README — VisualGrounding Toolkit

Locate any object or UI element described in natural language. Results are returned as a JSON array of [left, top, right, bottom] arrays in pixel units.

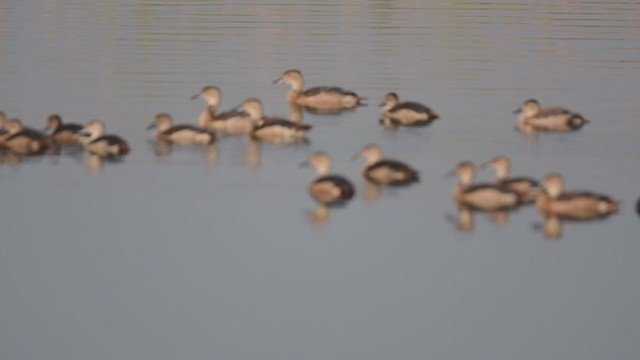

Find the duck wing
[[162, 124, 209, 136], [303, 86, 357, 97]]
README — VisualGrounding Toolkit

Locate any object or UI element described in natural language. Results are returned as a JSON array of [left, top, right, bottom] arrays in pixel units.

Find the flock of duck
[[1, 69, 635, 233]]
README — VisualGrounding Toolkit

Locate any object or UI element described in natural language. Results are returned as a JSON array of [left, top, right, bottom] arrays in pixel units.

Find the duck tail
[[118, 142, 130, 155], [196, 130, 216, 144], [407, 169, 420, 183], [568, 114, 588, 129], [295, 124, 312, 132], [600, 198, 619, 214]]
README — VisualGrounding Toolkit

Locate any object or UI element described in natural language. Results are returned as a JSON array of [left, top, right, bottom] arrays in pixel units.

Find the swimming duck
[[479, 155, 540, 203], [239, 98, 312, 143], [45, 114, 83, 144], [379, 92, 439, 127], [78, 120, 130, 157], [0, 118, 49, 155], [448, 161, 520, 211], [273, 69, 365, 111], [515, 99, 588, 132], [301, 151, 355, 205], [354, 144, 419, 186], [147, 113, 215, 144], [536, 173, 618, 220], [192, 86, 253, 134]]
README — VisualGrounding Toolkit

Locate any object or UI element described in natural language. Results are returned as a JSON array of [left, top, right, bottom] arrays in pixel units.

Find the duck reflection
[[307, 204, 331, 228], [243, 140, 261, 168], [447, 204, 513, 233], [83, 154, 127, 175], [151, 139, 219, 164], [0, 150, 26, 165]]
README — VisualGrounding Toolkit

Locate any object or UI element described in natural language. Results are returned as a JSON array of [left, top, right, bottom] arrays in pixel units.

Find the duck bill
[[190, 93, 201, 100], [513, 108, 522, 114], [146, 123, 156, 130], [477, 160, 492, 170], [272, 77, 284, 84]]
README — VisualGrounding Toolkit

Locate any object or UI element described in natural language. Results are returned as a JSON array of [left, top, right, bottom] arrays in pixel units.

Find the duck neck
[[315, 163, 330, 177], [287, 89, 301, 103], [495, 165, 509, 181]]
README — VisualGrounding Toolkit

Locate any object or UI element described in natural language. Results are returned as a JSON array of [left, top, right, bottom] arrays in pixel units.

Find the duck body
[[454, 183, 520, 211], [309, 175, 355, 205], [240, 98, 312, 143], [293, 87, 363, 110], [159, 124, 215, 144], [537, 191, 618, 220], [380, 93, 439, 127], [356, 144, 419, 186], [363, 159, 419, 186], [85, 135, 130, 157], [251, 118, 312, 142], [204, 109, 253, 134]]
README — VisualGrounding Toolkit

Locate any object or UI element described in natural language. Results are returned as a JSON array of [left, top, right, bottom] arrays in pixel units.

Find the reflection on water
[[447, 204, 515, 233]]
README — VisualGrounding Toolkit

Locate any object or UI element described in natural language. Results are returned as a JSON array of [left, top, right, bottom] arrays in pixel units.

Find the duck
[[273, 69, 365, 111], [301, 151, 355, 205], [515, 99, 588, 132], [479, 155, 540, 203], [448, 161, 520, 211], [78, 120, 130, 157], [45, 114, 84, 144], [379, 92, 439, 127], [239, 98, 312, 143], [354, 144, 419, 186], [0, 118, 49, 155], [147, 113, 215, 144], [192, 86, 253, 134], [536, 173, 618, 220]]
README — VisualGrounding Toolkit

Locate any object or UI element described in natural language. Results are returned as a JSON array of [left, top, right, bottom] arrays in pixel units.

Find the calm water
[[1, 1, 640, 359]]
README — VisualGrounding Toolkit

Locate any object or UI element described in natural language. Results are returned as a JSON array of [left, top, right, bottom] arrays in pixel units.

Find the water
[[1, 1, 639, 359]]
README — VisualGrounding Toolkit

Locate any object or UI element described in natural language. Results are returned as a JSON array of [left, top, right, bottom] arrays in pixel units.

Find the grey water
[[1, 1, 639, 359]]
